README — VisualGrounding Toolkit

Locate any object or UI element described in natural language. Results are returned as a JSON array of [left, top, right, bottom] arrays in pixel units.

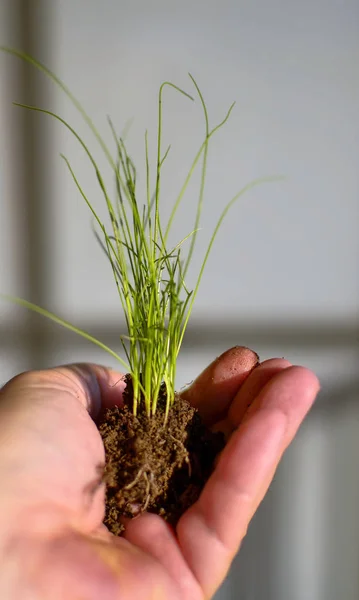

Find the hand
[[0, 347, 319, 599]]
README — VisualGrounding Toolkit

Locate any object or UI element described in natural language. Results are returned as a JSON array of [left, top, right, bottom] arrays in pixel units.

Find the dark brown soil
[[98, 375, 225, 535]]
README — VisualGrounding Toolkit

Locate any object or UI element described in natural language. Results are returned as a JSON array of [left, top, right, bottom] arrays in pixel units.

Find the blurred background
[[0, 1, 358, 598]]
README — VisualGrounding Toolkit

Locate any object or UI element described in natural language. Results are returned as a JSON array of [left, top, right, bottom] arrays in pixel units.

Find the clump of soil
[[98, 375, 225, 535]]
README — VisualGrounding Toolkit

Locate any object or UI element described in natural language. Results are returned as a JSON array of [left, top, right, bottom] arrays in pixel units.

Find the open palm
[[0, 347, 319, 599]]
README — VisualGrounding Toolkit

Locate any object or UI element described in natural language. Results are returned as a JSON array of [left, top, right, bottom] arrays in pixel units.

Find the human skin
[[0, 346, 319, 599]]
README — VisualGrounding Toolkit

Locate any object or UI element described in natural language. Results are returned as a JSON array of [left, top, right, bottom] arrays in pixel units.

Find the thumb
[[0, 365, 124, 535]]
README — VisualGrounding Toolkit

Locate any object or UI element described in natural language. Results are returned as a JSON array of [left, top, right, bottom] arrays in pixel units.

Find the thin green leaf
[[1, 294, 130, 371]]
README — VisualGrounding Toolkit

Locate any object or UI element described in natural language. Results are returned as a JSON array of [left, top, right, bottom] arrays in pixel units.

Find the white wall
[[44, 0, 358, 323]]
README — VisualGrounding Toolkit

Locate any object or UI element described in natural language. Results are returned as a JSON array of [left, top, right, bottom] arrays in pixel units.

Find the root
[[123, 464, 148, 491], [118, 432, 192, 519], [121, 463, 154, 515], [142, 472, 152, 511], [169, 434, 192, 477]]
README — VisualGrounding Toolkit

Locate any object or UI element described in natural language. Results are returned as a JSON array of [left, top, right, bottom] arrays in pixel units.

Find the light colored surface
[[323, 400, 359, 600], [272, 419, 330, 600], [40, 0, 359, 322], [0, 1, 24, 320], [0, 350, 28, 386]]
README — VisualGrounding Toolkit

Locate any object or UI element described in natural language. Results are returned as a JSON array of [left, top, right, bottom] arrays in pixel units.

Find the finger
[[240, 367, 320, 521], [123, 513, 201, 599], [46, 364, 126, 417], [11, 527, 180, 600], [227, 358, 292, 429], [0, 364, 125, 420], [181, 346, 259, 425], [212, 358, 292, 438], [177, 366, 319, 598], [0, 365, 125, 528]]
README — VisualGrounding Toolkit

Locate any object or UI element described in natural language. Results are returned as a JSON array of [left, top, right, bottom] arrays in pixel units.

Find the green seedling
[[1, 47, 280, 421]]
